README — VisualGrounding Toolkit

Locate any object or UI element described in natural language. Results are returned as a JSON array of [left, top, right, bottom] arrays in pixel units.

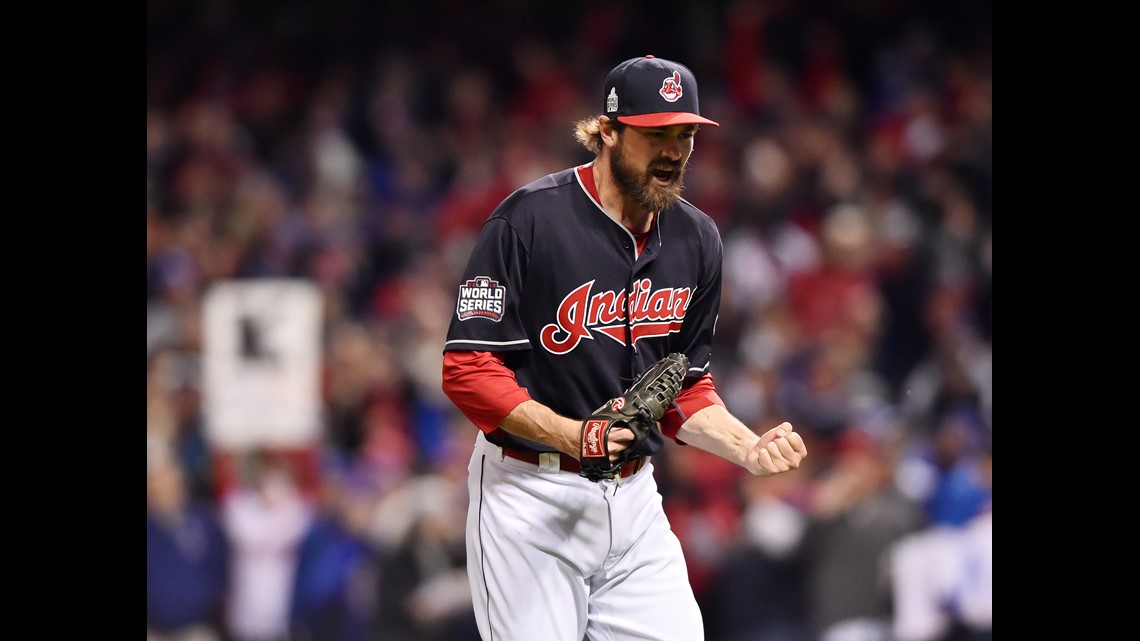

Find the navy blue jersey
[[444, 163, 724, 455]]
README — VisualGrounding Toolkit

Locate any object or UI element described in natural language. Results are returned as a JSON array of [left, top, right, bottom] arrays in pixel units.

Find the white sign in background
[[203, 279, 323, 449]]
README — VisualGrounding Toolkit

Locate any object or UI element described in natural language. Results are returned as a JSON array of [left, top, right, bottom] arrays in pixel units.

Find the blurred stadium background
[[147, 1, 991, 640]]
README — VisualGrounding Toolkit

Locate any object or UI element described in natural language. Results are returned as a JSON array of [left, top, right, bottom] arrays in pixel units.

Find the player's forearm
[[500, 400, 583, 459], [675, 404, 762, 468]]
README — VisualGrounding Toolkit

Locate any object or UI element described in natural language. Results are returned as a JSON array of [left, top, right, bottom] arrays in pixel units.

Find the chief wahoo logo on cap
[[659, 71, 683, 103]]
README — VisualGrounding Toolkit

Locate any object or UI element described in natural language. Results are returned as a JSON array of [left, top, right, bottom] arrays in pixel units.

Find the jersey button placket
[[626, 273, 636, 360]]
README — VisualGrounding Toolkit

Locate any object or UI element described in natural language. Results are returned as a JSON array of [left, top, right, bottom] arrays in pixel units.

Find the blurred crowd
[[147, 1, 991, 641]]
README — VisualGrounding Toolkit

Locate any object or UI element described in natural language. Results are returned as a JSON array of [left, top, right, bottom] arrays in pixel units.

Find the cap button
[[645, 55, 654, 59]]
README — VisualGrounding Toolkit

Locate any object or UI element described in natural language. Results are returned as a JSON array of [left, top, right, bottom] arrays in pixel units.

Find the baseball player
[[441, 55, 808, 641]]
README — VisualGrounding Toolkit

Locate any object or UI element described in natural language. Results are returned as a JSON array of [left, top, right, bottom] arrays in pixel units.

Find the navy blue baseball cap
[[602, 55, 719, 127]]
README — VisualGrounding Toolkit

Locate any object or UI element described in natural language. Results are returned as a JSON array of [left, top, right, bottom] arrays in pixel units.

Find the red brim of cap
[[617, 112, 720, 127]]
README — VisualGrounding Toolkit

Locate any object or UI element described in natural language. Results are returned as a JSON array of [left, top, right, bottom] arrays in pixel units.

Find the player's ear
[[599, 116, 620, 147]]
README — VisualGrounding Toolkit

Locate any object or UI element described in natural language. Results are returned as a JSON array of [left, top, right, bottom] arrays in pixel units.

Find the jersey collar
[[576, 163, 603, 207]]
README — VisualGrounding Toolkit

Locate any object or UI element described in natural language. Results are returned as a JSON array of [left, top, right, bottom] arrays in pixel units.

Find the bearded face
[[609, 133, 687, 212]]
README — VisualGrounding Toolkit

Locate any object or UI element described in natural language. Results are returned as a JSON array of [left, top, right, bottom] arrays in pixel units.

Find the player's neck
[[622, 210, 656, 235], [607, 199, 656, 234]]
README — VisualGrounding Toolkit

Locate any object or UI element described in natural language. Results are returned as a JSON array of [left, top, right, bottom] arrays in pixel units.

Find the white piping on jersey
[[574, 162, 655, 261], [444, 338, 531, 348], [575, 161, 605, 212]]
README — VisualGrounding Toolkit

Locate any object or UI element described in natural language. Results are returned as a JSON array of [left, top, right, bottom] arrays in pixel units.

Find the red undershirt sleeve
[[441, 350, 532, 434], [659, 373, 724, 444], [442, 350, 723, 444]]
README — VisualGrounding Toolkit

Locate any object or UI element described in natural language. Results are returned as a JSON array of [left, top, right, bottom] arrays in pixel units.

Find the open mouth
[[651, 166, 676, 182]]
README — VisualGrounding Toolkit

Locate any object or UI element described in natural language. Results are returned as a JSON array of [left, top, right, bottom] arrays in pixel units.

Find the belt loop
[[538, 452, 561, 474]]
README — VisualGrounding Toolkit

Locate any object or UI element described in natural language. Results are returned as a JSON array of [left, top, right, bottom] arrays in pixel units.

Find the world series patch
[[456, 276, 506, 322]]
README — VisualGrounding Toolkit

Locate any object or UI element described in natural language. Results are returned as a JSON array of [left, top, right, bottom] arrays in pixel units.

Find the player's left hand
[[746, 422, 807, 477]]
